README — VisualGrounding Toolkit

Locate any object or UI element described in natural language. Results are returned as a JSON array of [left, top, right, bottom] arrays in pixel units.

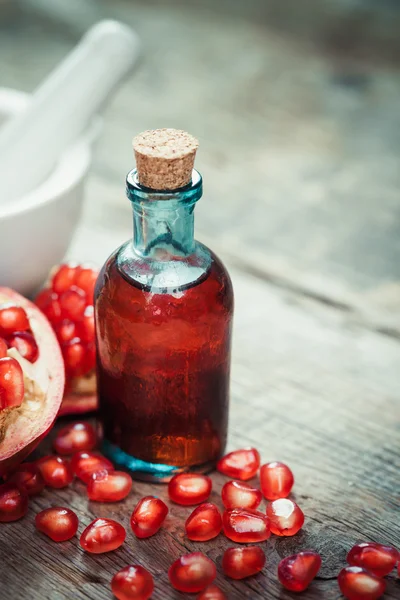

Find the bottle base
[[101, 439, 217, 483]]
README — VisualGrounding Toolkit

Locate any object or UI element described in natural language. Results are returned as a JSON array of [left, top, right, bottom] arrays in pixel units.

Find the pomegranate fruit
[[87, 470, 132, 502], [338, 566, 386, 600], [71, 451, 114, 483], [221, 480, 262, 510], [222, 508, 271, 543], [35, 507, 79, 542], [80, 518, 126, 553], [0, 289, 64, 477], [35, 263, 98, 416], [7, 462, 45, 496], [198, 585, 227, 600], [111, 565, 154, 600], [0, 482, 28, 521], [217, 447, 260, 481], [278, 551, 322, 592], [266, 498, 305, 536], [347, 542, 399, 578], [222, 546, 265, 579], [260, 461, 294, 500], [185, 503, 222, 541], [53, 421, 97, 455], [36, 455, 73, 488], [169, 552, 216, 593], [130, 496, 168, 539], [168, 473, 212, 505]]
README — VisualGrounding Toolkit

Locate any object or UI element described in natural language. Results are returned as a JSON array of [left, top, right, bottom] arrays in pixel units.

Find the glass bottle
[[94, 130, 233, 481]]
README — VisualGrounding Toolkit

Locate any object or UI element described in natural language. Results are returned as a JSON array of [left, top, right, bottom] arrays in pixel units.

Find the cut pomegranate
[[35, 263, 98, 416], [71, 451, 114, 483], [169, 552, 216, 593], [0, 305, 29, 335], [0, 337, 8, 358], [7, 462, 45, 496], [260, 461, 294, 500], [278, 551, 321, 592], [111, 565, 154, 600], [221, 480, 262, 510], [0, 288, 64, 477], [185, 502, 222, 541], [35, 507, 79, 542], [0, 357, 24, 409], [87, 470, 132, 502], [130, 496, 168, 539], [338, 566, 386, 600], [266, 498, 304, 536], [7, 332, 39, 363], [168, 473, 212, 505], [80, 518, 126, 553], [222, 508, 270, 543], [222, 546, 265, 579], [217, 447, 260, 481], [36, 455, 73, 488], [53, 422, 97, 455], [347, 542, 399, 578], [197, 585, 227, 600], [0, 482, 28, 521]]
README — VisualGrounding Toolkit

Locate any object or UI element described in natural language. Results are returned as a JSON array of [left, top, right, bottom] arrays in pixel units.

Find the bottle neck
[[126, 169, 202, 258]]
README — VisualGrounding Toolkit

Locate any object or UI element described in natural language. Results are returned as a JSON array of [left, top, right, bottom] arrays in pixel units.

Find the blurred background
[[0, 0, 399, 327]]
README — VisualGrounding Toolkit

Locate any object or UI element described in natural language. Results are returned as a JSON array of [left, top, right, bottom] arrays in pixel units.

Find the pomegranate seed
[[217, 447, 260, 481], [80, 518, 126, 553], [347, 542, 398, 578], [87, 470, 132, 502], [338, 566, 386, 600], [8, 463, 45, 496], [185, 503, 222, 541], [77, 305, 95, 342], [7, 331, 39, 363], [221, 480, 262, 510], [53, 422, 97, 455], [0, 356, 25, 410], [111, 565, 154, 600], [0, 305, 29, 335], [222, 546, 265, 579], [71, 451, 114, 483], [41, 294, 63, 324], [59, 287, 86, 321], [62, 338, 86, 377], [130, 496, 168, 539], [35, 288, 53, 310], [52, 264, 80, 294], [0, 483, 28, 521], [278, 551, 322, 592], [197, 585, 227, 600], [55, 320, 77, 343], [168, 473, 212, 505], [0, 337, 8, 358], [35, 507, 79, 542], [222, 508, 270, 543], [36, 455, 73, 488], [266, 498, 304, 536], [74, 268, 98, 300], [169, 552, 216, 593], [260, 461, 294, 500]]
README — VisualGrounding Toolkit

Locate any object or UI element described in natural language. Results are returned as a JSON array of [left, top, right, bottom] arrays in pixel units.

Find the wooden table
[[1, 1, 399, 598]]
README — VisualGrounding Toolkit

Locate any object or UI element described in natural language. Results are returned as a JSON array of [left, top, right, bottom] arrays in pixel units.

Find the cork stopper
[[133, 128, 199, 190]]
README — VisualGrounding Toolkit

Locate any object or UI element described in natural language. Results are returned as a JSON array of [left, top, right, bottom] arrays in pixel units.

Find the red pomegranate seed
[[222, 546, 265, 579], [260, 461, 294, 500], [52, 264, 80, 294], [0, 305, 29, 335], [222, 508, 270, 543], [53, 422, 97, 455], [0, 337, 8, 358], [278, 551, 322, 592], [217, 447, 260, 481], [169, 552, 216, 593], [87, 470, 132, 502], [40, 293, 63, 324], [8, 463, 45, 496], [78, 305, 95, 342], [0, 356, 25, 410], [266, 498, 304, 536], [111, 565, 154, 600], [338, 566, 386, 600], [62, 338, 86, 377], [74, 268, 98, 300], [71, 451, 114, 483], [347, 542, 399, 578], [168, 473, 212, 505], [7, 331, 39, 363], [0, 483, 28, 522], [197, 585, 227, 600], [59, 287, 86, 321], [185, 503, 222, 541], [36, 455, 73, 488], [221, 480, 262, 510], [35, 507, 79, 542], [80, 518, 126, 553], [130, 496, 168, 539], [55, 320, 77, 343]]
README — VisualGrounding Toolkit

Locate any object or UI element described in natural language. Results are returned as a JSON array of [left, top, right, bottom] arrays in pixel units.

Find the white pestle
[[0, 20, 139, 204]]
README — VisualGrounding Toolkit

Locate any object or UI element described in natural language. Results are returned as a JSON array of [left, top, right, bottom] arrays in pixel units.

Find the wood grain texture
[[0, 1, 400, 599]]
